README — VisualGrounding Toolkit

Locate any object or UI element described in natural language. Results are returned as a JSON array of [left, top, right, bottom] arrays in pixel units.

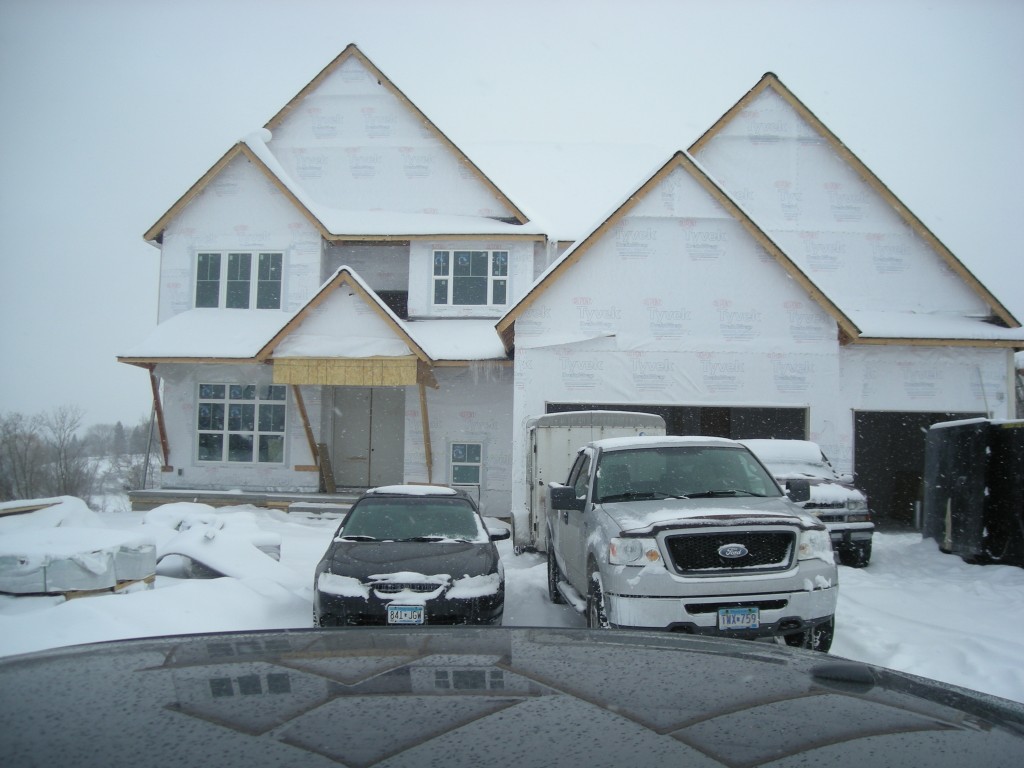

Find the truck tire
[[586, 569, 610, 628], [546, 551, 565, 604], [809, 617, 834, 652]]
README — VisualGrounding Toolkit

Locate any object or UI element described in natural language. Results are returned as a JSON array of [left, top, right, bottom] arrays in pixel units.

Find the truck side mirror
[[550, 483, 585, 512], [786, 479, 811, 503]]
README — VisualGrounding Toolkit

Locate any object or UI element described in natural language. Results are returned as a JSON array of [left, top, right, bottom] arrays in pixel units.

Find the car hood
[[2, 627, 1022, 767], [323, 540, 498, 581], [600, 495, 822, 535]]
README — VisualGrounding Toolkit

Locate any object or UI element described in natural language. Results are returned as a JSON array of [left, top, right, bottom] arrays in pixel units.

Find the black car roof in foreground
[[2, 627, 1022, 767]]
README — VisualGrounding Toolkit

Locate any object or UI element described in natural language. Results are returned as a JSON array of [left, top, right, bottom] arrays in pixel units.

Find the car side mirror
[[488, 527, 511, 542], [550, 483, 585, 512], [786, 478, 811, 503]]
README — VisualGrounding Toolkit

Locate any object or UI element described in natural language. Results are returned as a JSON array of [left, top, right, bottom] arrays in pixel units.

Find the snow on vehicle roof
[[591, 435, 739, 450], [366, 485, 459, 496], [740, 439, 825, 465]]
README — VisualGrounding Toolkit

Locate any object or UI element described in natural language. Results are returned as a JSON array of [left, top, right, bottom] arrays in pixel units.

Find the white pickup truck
[[547, 435, 838, 651]]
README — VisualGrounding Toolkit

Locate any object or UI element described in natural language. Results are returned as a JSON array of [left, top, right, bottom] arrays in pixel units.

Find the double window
[[197, 384, 286, 463], [433, 250, 508, 306], [196, 252, 283, 309], [450, 442, 482, 485]]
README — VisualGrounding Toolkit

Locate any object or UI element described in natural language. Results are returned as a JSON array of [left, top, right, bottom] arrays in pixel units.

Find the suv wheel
[[586, 569, 610, 629], [547, 550, 565, 604], [839, 541, 871, 568]]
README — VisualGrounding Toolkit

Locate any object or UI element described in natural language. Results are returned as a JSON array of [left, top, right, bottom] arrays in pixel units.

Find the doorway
[[331, 387, 405, 487]]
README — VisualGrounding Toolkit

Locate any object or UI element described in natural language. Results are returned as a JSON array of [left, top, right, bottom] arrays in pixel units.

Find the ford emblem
[[718, 543, 748, 559]]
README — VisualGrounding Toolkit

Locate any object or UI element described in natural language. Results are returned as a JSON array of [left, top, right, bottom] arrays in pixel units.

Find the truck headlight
[[846, 498, 868, 512], [609, 537, 661, 565], [798, 529, 833, 562]]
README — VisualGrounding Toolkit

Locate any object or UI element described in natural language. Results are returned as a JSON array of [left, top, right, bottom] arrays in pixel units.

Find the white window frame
[[432, 250, 508, 307], [195, 251, 284, 309], [196, 383, 287, 464], [450, 442, 483, 486]]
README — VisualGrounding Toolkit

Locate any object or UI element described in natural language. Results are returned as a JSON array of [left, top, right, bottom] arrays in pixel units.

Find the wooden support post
[[148, 368, 171, 470], [418, 377, 433, 484], [290, 385, 320, 466]]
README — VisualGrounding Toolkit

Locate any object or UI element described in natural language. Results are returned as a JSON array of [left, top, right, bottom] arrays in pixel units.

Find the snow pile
[[0, 498, 156, 594]]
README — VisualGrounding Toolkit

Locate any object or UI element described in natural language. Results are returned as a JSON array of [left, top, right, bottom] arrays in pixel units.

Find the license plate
[[718, 606, 759, 630], [387, 605, 424, 625]]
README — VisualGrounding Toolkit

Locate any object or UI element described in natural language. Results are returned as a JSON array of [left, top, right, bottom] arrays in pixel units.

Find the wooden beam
[[290, 385, 320, 468], [419, 378, 434, 484], [149, 368, 171, 470]]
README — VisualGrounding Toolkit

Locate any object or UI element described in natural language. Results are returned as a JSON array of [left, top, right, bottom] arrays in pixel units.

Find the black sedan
[[313, 485, 508, 627]]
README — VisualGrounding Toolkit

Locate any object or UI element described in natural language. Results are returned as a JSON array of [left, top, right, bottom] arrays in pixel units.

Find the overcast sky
[[1, 0, 1021, 427]]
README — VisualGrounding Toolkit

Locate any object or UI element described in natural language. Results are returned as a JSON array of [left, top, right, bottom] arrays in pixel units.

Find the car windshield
[[595, 445, 782, 503], [338, 497, 485, 542]]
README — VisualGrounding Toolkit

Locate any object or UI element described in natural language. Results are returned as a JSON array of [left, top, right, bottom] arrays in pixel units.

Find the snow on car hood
[[601, 496, 822, 535]]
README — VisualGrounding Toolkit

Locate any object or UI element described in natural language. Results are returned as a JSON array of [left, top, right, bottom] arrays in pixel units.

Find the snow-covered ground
[[2, 497, 1023, 705]]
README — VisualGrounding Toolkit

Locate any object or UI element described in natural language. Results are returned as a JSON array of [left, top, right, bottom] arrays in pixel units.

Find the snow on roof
[[244, 131, 547, 238], [405, 319, 508, 360], [120, 308, 292, 360], [739, 439, 824, 465], [847, 310, 1024, 342]]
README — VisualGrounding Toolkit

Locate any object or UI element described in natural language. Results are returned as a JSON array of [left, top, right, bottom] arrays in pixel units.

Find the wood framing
[[148, 367, 171, 470], [418, 378, 434, 484], [274, 357, 419, 386], [290, 385, 320, 469]]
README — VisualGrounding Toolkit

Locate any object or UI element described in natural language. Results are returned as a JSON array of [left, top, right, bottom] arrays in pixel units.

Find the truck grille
[[371, 582, 444, 594], [665, 530, 795, 574]]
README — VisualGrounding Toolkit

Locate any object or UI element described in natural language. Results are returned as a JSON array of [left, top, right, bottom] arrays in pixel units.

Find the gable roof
[[144, 43, 536, 244], [256, 266, 430, 362], [496, 150, 857, 353], [690, 72, 1020, 331]]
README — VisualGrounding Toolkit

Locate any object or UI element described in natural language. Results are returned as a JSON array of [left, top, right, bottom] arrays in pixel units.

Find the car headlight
[[609, 537, 661, 565], [798, 528, 833, 561], [846, 498, 868, 511]]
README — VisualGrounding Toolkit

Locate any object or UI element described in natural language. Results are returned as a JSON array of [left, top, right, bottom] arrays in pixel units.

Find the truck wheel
[[546, 552, 565, 604], [809, 617, 834, 652], [839, 542, 871, 568], [586, 570, 610, 629]]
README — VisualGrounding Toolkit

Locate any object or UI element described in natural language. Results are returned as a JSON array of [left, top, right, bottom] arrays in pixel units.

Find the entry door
[[332, 387, 405, 487]]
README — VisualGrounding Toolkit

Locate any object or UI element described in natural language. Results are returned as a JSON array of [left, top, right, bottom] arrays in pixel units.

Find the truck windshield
[[595, 446, 782, 503]]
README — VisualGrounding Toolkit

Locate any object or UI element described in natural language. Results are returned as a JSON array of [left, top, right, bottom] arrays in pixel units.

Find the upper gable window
[[432, 250, 508, 306], [196, 252, 283, 309]]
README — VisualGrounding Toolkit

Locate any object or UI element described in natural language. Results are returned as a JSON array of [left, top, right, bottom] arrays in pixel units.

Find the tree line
[[0, 406, 159, 505]]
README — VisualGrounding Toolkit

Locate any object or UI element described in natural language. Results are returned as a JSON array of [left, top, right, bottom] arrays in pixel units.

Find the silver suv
[[547, 436, 838, 651]]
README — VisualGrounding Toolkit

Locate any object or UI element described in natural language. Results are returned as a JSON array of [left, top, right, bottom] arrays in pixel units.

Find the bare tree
[[0, 412, 48, 501], [42, 405, 95, 498]]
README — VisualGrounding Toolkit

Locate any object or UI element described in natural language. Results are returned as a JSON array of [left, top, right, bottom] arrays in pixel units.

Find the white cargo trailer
[[519, 410, 665, 552]]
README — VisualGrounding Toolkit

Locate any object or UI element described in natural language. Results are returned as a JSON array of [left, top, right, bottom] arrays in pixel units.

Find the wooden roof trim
[[495, 155, 681, 351], [264, 43, 530, 226], [847, 336, 1023, 349], [143, 143, 331, 244], [680, 153, 861, 340], [144, 144, 244, 243], [691, 73, 1019, 329], [496, 151, 862, 352], [255, 267, 432, 363], [117, 356, 264, 366]]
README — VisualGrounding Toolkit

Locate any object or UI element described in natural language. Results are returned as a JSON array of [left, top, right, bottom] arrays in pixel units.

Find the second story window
[[433, 250, 508, 306], [196, 252, 283, 309]]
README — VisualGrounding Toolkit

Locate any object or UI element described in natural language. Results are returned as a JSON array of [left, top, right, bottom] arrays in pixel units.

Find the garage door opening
[[546, 403, 807, 440], [854, 410, 983, 530]]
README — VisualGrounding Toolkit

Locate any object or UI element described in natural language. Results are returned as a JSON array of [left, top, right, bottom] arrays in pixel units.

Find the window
[[451, 442, 482, 485], [197, 384, 286, 463], [433, 250, 508, 306], [195, 252, 283, 309]]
